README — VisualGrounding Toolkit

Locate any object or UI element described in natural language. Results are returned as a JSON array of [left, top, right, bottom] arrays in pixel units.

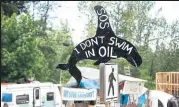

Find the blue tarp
[[79, 79, 100, 89], [2, 93, 12, 102], [138, 93, 146, 104], [120, 94, 129, 105], [66, 79, 100, 89], [68, 79, 100, 89]]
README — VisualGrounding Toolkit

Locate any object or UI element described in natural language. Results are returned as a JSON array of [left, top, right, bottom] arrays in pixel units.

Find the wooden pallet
[[156, 72, 179, 97]]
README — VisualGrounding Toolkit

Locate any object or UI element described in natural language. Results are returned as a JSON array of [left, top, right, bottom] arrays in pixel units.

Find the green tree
[[1, 13, 74, 84], [1, 1, 74, 84], [1, 13, 48, 82], [1, 1, 30, 17], [37, 19, 74, 84]]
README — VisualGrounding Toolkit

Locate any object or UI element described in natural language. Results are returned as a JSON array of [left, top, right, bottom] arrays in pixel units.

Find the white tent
[[118, 74, 147, 82], [149, 90, 173, 107]]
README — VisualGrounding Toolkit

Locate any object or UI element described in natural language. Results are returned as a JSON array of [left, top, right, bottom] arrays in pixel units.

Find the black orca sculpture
[[56, 5, 142, 87]]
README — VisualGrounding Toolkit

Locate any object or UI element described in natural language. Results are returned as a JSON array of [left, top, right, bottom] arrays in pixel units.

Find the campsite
[[1, 1, 179, 107]]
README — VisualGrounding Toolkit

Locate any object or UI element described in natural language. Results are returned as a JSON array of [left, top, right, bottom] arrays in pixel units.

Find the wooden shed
[[156, 72, 179, 97]]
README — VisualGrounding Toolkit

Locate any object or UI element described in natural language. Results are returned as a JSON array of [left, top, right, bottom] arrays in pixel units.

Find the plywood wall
[[156, 72, 179, 97]]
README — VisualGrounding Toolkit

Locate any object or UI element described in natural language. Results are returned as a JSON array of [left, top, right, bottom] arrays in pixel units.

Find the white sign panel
[[104, 64, 118, 102], [61, 87, 97, 101], [123, 81, 143, 94]]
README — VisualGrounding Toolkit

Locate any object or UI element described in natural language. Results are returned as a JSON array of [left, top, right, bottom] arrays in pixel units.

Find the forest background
[[1, 1, 179, 89]]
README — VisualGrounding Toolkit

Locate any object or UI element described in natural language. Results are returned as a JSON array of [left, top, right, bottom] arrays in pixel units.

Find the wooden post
[[171, 73, 172, 95], [145, 90, 150, 107], [58, 86, 63, 106], [173, 73, 174, 95], [156, 73, 158, 90], [177, 73, 179, 96], [99, 63, 105, 104], [176, 73, 178, 97]]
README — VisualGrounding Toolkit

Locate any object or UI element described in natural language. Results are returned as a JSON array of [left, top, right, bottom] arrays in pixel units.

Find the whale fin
[[126, 54, 142, 67], [94, 58, 111, 65], [56, 64, 69, 70], [94, 5, 114, 37]]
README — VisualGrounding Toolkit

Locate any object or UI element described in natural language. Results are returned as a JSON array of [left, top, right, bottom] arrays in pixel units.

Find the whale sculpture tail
[[56, 64, 82, 87], [56, 64, 69, 70]]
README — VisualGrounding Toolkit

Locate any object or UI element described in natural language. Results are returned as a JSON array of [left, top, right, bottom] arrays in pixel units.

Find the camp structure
[[156, 72, 179, 97], [1, 82, 63, 107], [65, 67, 146, 89], [64, 67, 147, 106]]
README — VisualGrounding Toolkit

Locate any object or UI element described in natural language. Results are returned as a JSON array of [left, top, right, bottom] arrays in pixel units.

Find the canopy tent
[[118, 74, 147, 82], [65, 67, 147, 89]]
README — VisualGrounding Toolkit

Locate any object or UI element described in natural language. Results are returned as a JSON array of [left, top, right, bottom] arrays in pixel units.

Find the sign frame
[[100, 63, 119, 103]]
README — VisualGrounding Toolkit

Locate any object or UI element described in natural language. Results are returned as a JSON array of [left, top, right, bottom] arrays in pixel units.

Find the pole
[[59, 71, 62, 84]]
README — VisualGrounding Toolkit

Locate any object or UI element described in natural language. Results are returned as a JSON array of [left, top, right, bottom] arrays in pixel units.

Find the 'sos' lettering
[[99, 15, 108, 22], [97, 8, 109, 29], [99, 21, 109, 29], [97, 8, 106, 15]]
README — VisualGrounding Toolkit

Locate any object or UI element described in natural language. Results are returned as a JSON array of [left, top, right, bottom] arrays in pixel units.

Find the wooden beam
[[171, 74, 172, 95], [156, 73, 157, 90], [173, 73, 177, 95], [177, 73, 179, 96]]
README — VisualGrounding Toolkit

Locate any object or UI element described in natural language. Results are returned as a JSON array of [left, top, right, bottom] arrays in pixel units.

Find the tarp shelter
[[65, 67, 148, 105], [64, 67, 100, 89], [65, 78, 100, 89], [65, 67, 146, 90]]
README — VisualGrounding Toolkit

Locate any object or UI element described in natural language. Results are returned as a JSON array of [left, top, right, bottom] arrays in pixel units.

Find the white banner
[[61, 87, 97, 101]]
